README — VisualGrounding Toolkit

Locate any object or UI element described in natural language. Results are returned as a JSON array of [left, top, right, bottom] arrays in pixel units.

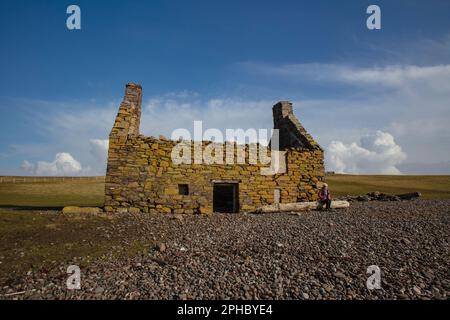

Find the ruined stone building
[[104, 83, 324, 214]]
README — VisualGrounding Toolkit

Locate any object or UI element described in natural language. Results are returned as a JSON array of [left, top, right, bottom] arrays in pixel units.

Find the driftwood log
[[255, 200, 350, 213]]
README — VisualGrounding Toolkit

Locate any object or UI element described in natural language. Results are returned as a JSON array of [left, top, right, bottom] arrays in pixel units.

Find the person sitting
[[318, 183, 332, 210]]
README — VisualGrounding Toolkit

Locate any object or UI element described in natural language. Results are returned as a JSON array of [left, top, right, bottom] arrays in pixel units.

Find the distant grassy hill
[[326, 174, 450, 200], [0, 175, 449, 208]]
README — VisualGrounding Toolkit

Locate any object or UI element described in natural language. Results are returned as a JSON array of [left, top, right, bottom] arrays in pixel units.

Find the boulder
[[342, 191, 421, 202], [397, 192, 421, 200], [62, 206, 102, 214]]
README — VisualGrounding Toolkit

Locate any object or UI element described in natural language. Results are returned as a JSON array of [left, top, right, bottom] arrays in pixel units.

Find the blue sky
[[1, 0, 450, 175]]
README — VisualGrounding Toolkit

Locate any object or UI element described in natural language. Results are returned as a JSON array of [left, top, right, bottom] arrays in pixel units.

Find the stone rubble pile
[[341, 191, 421, 202]]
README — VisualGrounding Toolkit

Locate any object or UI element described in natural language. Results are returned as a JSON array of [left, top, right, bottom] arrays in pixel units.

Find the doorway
[[213, 183, 239, 213]]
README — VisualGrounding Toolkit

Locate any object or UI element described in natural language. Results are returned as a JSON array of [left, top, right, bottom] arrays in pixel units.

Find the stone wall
[[104, 83, 324, 214]]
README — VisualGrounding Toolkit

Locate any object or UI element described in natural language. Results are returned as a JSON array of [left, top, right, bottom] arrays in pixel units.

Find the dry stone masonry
[[104, 83, 325, 214]]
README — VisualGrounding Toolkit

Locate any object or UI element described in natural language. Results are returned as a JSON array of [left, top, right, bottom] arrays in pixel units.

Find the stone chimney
[[273, 101, 293, 119], [123, 83, 142, 110], [272, 100, 322, 151], [109, 83, 142, 145]]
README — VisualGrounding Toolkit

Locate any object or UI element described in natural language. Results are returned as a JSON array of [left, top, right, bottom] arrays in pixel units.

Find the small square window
[[178, 184, 189, 195]]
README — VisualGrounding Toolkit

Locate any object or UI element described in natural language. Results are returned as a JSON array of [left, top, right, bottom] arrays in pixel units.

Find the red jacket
[[318, 188, 331, 201]]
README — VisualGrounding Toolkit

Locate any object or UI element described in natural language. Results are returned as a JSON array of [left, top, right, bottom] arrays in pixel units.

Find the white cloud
[[337, 64, 450, 88], [22, 152, 88, 176], [240, 61, 450, 169], [23, 101, 117, 176], [13, 85, 448, 175], [20, 160, 35, 173], [89, 139, 109, 159], [15, 94, 277, 176], [13, 96, 276, 176], [241, 62, 450, 87], [9, 59, 450, 175], [89, 139, 109, 174], [326, 131, 407, 174], [140, 96, 274, 141]]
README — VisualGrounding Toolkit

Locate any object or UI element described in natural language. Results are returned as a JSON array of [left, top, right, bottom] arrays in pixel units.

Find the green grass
[[326, 174, 450, 200], [0, 179, 104, 207]]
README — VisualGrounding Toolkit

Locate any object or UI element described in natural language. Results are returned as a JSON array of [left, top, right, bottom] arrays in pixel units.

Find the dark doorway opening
[[213, 183, 239, 213]]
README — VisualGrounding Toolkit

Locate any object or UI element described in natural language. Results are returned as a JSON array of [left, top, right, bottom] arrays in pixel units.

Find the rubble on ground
[[341, 191, 421, 202]]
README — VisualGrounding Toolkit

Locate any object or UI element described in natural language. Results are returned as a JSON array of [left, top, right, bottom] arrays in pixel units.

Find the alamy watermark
[[66, 265, 81, 290], [366, 265, 382, 290], [65, 5, 380, 31], [366, 5, 381, 30], [66, 5, 81, 30], [170, 121, 285, 175]]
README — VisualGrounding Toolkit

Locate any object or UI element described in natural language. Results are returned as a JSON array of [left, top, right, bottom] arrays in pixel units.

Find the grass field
[[0, 179, 104, 208], [326, 174, 450, 200], [0, 175, 450, 208]]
